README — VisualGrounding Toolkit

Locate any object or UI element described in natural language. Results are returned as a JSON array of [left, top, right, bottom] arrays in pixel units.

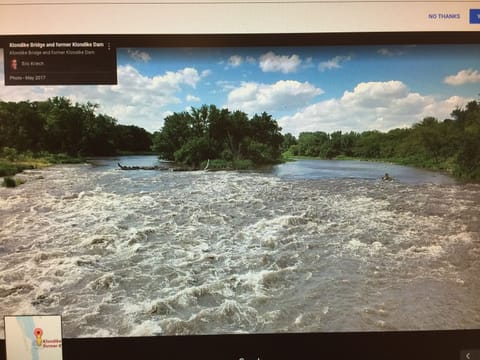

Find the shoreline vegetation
[[1, 97, 479, 186], [281, 100, 480, 182], [286, 154, 458, 179], [0, 150, 85, 187], [151, 105, 284, 171]]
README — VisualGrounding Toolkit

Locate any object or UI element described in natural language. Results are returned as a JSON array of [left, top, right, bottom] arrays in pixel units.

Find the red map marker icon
[[33, 328, 43, 346]]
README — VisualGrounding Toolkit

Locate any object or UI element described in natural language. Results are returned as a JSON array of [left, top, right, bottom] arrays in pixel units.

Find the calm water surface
[[273, 159, 457, 184]]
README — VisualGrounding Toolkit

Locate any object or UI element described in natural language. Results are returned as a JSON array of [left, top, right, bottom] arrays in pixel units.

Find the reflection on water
[[0, 156, 478, 338], [273, 159, 457, 185]]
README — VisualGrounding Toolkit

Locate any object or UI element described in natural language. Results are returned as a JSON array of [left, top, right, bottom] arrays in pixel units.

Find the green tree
[[224, 110, 250, 161], [82, 113, 117, 155], [452, 101, 480, 179], [174, 136, 215, 167], [152, 112, 193, 160], [296, 132, 328, 157], [116, 125, 153, 153], [412, 117, 445, 162], [0, 101, 46, 152], [249, 112, 284, 162], [354, 130, 383, 158], [282, 133, 297, 152], [152, 106, 283, 167]]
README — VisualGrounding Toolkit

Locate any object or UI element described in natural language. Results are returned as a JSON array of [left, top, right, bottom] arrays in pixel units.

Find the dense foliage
[[152, 105, 284, 168], [1, 95, 479, 181], [288, 100, 480, 180], [0, 97, 153, 156]]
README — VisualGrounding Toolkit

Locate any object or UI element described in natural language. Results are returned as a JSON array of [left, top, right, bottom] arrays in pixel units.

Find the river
[[0, 156, 479, 337]]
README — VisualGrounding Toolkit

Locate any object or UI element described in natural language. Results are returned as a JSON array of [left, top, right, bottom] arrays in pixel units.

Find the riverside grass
[[0, 151, 84, 177]]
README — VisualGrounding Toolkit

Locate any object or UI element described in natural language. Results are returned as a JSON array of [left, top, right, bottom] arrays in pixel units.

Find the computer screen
[[0, 2, 480, 360]]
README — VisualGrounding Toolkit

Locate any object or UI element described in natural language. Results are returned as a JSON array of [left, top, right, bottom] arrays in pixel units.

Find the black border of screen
[[1, 31, 480, 48], [1, 31, 480, 360]]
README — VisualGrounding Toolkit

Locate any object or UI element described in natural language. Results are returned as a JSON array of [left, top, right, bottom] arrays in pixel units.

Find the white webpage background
[[0, 0, 478, 34]]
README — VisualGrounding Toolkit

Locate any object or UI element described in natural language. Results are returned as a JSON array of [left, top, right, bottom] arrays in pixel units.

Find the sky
[[1, 44, 480, 136]]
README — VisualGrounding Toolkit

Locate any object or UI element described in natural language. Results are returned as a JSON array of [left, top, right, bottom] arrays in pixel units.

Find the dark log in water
[[117, 163, 167, 171], [117, 163, 192, 171]]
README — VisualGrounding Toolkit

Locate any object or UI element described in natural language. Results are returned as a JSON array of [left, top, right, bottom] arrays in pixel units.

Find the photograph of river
[[1, 156, 479, 337], [1, 43, 480, 338]]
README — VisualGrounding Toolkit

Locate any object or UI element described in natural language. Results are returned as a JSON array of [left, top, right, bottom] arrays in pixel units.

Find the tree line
[[152, 104, 284, 168], [0, 97, 152, 156], [1, 95, 479, 180], [286, 100, 480, 180]]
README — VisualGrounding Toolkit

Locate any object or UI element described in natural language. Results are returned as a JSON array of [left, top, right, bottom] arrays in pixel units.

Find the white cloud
[[378, 48, 403, 57], [127, 49, 151, 62], [226, 80, 323, 114], [186, 94, 200, 102], [318, 55, 352, 71], [341, 81, 408, 107], [303, 57, 314, 70], [444, 69, 480, 86], [228, 55, 243, 67], [377, 45, 416, 57], [0, 59, 204, 133], [279, 80, 471, 135], [148, 66, 201, 89], [201, 69, 212, 78], [377, 46, 413, 57], [215, 80, 236, 93], [259, 51, 302, 74]]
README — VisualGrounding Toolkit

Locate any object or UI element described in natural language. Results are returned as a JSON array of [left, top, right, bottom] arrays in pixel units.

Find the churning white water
[[0, 157, 479, 337]]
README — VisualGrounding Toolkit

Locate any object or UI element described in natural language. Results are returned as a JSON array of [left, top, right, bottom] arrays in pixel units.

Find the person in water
[[382, 173, 393, 181]]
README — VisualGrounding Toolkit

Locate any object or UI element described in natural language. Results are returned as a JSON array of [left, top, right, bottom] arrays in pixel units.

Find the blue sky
[[1, 44, 480, 135]]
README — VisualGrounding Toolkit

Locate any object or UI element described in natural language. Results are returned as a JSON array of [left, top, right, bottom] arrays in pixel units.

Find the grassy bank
[[199, 158, 284, 171], [0, 153, 84, 176], [1, 149, 85, 187], [116, 150, 157, 156]]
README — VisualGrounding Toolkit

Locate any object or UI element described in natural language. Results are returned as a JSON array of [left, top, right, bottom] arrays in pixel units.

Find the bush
[[232, 159, 254, 170], [174, 137, 215, 168], [201, 159, 231, 170], [3, 176, 17, 187], [200, 158, 255, 170], [44, 153, 83, 164], [282, 147, 296, 160], [0, 163, 17, 177], [18, 151, 34, 162], [0, 162, 32, 177], [1, 147, 18, 161]]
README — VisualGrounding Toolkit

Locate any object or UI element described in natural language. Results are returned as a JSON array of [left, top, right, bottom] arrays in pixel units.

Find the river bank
[[284, 154, 477, 183], [1, 157, 479, 337], [1, 152, 278, 181], [0, 152, 84, 187]]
